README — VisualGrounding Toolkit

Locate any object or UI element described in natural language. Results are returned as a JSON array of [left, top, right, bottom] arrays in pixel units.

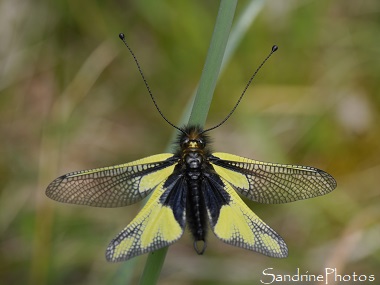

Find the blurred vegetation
[[1, 0, 379, 284]]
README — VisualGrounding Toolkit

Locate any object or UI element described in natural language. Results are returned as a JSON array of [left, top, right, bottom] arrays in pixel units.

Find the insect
[[46, 33, 337, 262]]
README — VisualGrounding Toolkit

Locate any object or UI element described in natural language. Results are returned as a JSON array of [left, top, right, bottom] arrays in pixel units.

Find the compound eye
[[181, 138, 190, 148], [198, 139, 205, 147]]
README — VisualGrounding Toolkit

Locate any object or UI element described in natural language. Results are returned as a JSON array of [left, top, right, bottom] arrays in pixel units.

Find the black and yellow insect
[[46, 34, 337, 262]]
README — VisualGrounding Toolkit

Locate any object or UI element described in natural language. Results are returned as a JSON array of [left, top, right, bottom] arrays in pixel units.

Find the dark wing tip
[[45, 175, 65, 199], [318, 169, 337, 191], [105, 246, 119, 262]]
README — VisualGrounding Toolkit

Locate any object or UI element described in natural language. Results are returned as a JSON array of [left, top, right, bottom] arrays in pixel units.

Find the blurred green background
[[1, 0, 379, 284]]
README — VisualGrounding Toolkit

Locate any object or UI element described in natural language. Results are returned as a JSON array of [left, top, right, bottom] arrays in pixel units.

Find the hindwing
[[46, 153, 178, 207], [210, 152, 337, 204], [203, 171, 288, 258], [106, 167, 187, 261]]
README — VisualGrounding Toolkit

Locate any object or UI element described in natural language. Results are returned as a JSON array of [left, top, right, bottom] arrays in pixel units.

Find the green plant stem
[[138, 1, 237, 285], [188, 0, 237, 126], [169, 0, 265, 146]]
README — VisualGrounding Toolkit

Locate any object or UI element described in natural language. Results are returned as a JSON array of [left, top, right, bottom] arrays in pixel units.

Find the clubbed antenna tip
[[202, 44, 279, 133], [118, 32, 184, 134]]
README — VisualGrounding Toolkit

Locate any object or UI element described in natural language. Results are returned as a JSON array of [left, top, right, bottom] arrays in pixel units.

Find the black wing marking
[[203, 170, 288, 258], [106, 170, 187, 261]]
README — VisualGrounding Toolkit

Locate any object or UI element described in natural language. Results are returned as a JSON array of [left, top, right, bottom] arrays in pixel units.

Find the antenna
[[202, 45, 278, 134], [119, 33, 184, 134]]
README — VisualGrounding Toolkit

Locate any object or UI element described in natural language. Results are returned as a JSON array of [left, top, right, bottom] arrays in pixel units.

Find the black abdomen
[[186, 178, 207, 254], [184, 152, 208, 254]]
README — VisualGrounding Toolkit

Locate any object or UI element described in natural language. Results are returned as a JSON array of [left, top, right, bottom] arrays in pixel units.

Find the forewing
[[203, 171, 288, 258], [106, 170, 187, 262], [210, 152, 337, 204], [46, 153, 178, 207]]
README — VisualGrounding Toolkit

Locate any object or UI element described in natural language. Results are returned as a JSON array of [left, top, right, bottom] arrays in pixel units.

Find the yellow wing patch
[[106, 170, 185, 262], [211, 164, 249, 189], [214, 205, 255, 244], [139, 163, 174, 193], [140, 206, 182, 248], [210, 176, 288, 258]]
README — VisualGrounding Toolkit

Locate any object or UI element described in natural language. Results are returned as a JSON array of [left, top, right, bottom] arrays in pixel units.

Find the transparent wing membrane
[[210, 152, 336, 204], [46, 154, 177, 207]]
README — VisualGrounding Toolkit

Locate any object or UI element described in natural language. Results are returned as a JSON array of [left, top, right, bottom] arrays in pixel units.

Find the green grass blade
[[173, 0, 266, 132], [188, 0, 238, 126]]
